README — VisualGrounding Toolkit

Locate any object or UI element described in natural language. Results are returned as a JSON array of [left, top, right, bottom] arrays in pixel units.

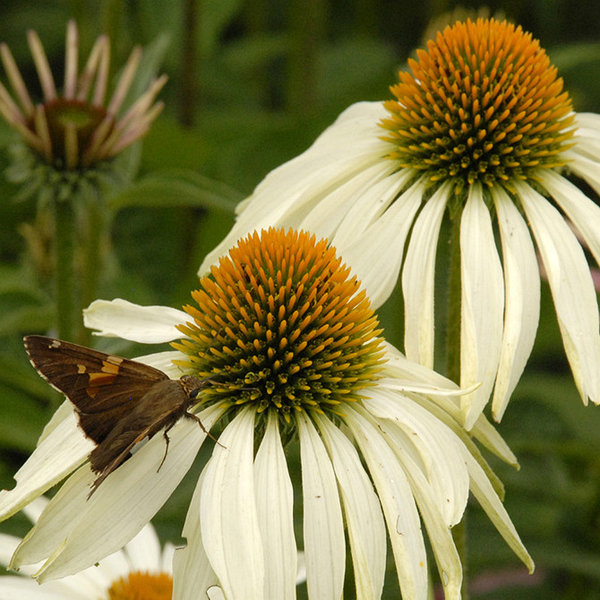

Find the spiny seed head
[[173, 228, 385, 426], [380, 18, 576, 193], [40, 98, 111, 167]]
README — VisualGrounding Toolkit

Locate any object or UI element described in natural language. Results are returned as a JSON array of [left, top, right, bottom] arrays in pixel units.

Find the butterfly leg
[[157, 427, 173, 472], [184, 411, 225, 447]]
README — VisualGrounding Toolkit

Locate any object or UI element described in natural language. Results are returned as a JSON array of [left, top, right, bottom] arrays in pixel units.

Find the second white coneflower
[[0, 229, 531, 599]]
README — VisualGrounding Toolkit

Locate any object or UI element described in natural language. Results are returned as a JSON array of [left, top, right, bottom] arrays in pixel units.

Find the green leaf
[[0, 265, 47, 298], [108, 169, 242, 213], [0, 346, 56, 400], [0, 302, 54, 336], [0, 384, 48, 453]]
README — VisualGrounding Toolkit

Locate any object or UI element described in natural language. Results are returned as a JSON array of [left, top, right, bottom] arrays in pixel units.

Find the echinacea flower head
[[380, 19, 574, 193], [0, 498, 174, 600], [199, 18, 600, 427], [0, 228, 531, 599], [0, 20, 166, 198]]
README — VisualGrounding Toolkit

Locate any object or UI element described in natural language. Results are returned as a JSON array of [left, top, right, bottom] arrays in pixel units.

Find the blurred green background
[[0, 0, 599, 598]]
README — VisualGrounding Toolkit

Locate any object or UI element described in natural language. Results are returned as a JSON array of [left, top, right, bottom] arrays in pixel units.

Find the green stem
[[81, 196, 103, 346], [446, 200, 469, 600], [180, 0, 198, 127], [54, 197, 78, 341], [243, 0, 269, 107]]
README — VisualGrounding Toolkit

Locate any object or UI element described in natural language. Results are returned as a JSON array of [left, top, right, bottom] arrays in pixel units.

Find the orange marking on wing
[[77, 364, 87, 374], [88, 372, 118, 386], [101, 358, 122, 374]]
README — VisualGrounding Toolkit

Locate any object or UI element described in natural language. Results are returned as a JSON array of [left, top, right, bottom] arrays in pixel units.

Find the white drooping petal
[[517, 180, 600, 405], [297, 413, 345, 600], [0, 533, 21, 569], [460, 185, 505, 428], [0, 409, 93, 521], [401, 391, 510, 501], [323, 165, 412, 243], [375, 421, 463, 600], [540, 169, 600, 270], [462, 448, 534, 573], [0, 576, 75, 600], [174, 470, 219, 600], [344, 405, 428, 600], [299, 160, 401, 242], [382, 344, 462, 392], [254, 413, 297, 600], [572, 112, 600, 142], [20, 497, 50, 524], [296, 551, 307, 585], [491, 186, 540, 421], [84, 298, 188, 343], [402, 182, 450, 368], [201, 407, 264, 600], [122, 522, 162, 571], [380, 345, 517, 464], [314, 413, 386, 600], [19, 405, 222, 582], [206, 587, 227, 600], [467, 413, 518, 466], [363, 389, 469, 527], [11, 464, 96, 569], [198, 102, 389, 274], [339, 170, 423, 309], [2, 514, 172, 597], [566, 144, 600, 196], [36, 399, 75, 444], [79, 552, 128, 593]]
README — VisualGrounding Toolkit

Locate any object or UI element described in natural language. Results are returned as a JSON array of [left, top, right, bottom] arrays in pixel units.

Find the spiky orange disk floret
[[380, 18, 575, 192], [106, 571, 172, 600], [173, 228, 385, 422]]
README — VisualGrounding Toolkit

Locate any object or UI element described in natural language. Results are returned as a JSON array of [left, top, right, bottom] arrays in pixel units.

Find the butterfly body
[[24, 335, 210, 496]]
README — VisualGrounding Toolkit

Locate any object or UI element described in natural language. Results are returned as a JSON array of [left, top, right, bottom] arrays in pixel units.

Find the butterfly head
[[180, 374, 212, 400]]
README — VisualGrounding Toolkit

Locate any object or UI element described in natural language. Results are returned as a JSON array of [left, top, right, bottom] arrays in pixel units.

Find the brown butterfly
[[24, 335, 213, 497]]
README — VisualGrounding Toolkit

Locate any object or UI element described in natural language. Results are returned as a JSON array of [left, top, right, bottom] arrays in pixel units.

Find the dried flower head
[[0, 20, 166, 172]]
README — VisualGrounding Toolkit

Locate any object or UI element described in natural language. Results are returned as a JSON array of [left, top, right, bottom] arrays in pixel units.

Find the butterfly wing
[[24, 335, 169, 443], [87, 378, 191, 496]]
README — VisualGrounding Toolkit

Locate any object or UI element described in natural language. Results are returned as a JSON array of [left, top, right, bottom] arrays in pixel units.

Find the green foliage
[[0, 1, 599, 597], [109, 169, 242, 212]]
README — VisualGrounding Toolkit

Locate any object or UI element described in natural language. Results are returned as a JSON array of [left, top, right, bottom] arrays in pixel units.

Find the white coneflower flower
[[199, 18, 600, 427], [0, 498, 174, 600], [0, 19, 166, 172], [0, 229, 531, 599]]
